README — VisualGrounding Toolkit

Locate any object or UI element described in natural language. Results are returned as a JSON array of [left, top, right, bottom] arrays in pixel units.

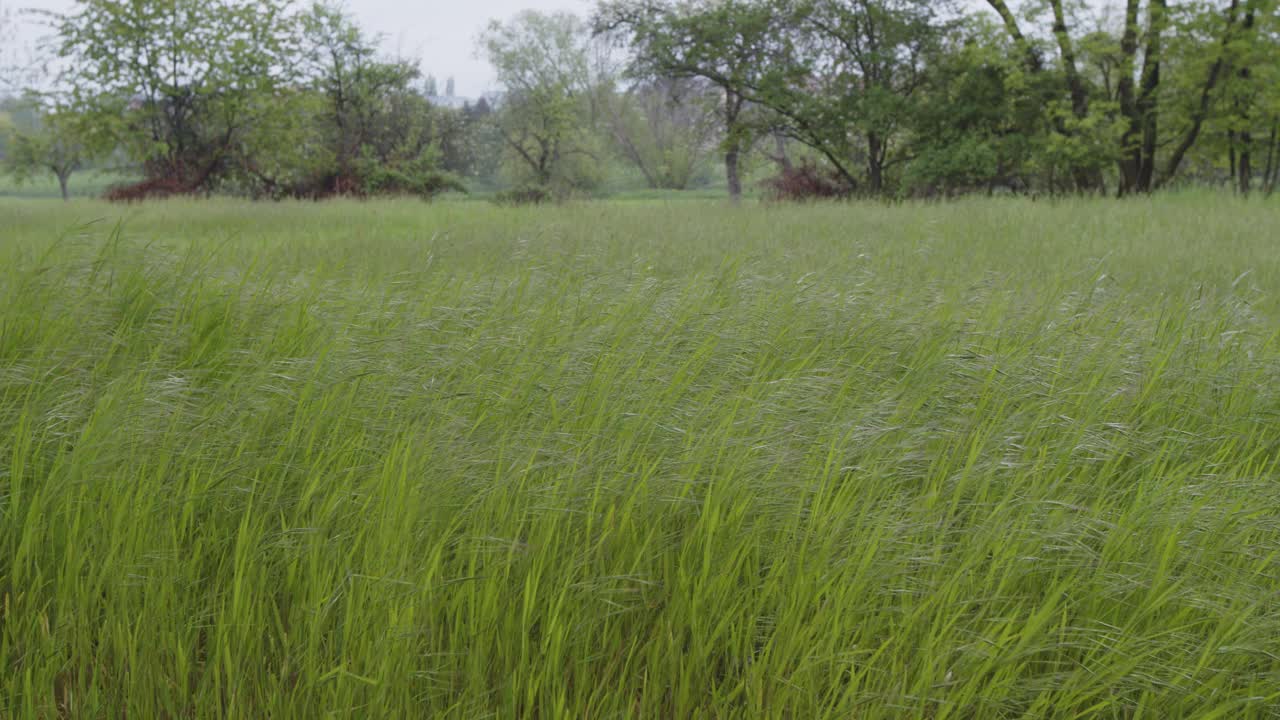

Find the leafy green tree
[[903, 22, 1038, 195], [231, 87, 335, 198], [598, 0, 779, 200], [980, 0, 1120, 192], [436, 99, 503, 183], [1107, 0, 1168, 194], [481, 10, 608, 195], [979, 0, 1279, 194], [754, 0, 948, 195], [49, 0, 299, 194], [219, 1, 462, 200], [1211, 0, 1279, 194], [604, 76, 719, 189], [301, 1, 424, 192], [2, 105, 111, 199]]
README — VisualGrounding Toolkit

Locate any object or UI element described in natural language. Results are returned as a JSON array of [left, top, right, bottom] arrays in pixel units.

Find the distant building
[[425, 95, 471, 111], [425, 91, 504, 112]]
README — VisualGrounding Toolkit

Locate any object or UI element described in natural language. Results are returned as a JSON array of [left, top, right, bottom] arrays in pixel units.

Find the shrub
[[357, 164, 467, 200], [493, 185, 553, 206], [103, 175, 195, 202], [761, 160, 853, 202]]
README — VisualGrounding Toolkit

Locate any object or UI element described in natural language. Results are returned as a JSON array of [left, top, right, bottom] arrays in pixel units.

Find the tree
[[1107, 0, 1167, 194], [275, 1, 461, 199], [481, 10, 608, 194], [902, 21, 1040, 196], [979, 0, 1119, 192], [50, 0, 299, 195], [2, 105, 110, 199], [1210, 0, 1279, 194], [604, 76, 719, 189], [979, 0, 1278, 194], [435, 97, 503, 182], [598, 0, 779, 201], [755, 0, 949, 195], [301, 1, 424, 192]]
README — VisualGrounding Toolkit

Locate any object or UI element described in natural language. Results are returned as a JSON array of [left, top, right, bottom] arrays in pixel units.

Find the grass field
[[2, 195, 1280, 718], [0, 171, 138, 201]]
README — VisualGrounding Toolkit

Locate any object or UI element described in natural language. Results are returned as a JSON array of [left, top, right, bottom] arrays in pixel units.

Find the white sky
[[5, 0, 594, 96]]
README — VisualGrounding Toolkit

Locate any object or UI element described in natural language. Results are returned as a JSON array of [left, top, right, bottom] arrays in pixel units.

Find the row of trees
[[3, 0, 1279, 201], [593, 0, 1280, 199], [2, 0, 489, 199], [462, 0, 1280, 200]]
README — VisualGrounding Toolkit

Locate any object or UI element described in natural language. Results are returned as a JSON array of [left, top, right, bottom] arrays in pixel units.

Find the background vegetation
[[2, 0, 1279, 202]]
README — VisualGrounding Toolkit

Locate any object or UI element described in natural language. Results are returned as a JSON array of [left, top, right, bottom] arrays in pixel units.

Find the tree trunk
[[773, 132, 792, 172], [1114, 0, 1167, 194], [58, 173, 70, 201], [1159, 0, 1241, 187], [1236, 3, 1257, 196], [723, 90, 743, 203], [1136, 0, 1165, 192], [1263, 122, 1278, 196], [984, 0, 1042, 72], [1116, 0, 1142, 195], [1049, 0, 1089, 123], [867, 132, 884, 196], [1051, 0, 1103, 193], [725, 143, 742, 202], [1229, 132, 1237, 184], [1239, 135, 1252, 195], [1002, 0, 1102, 193]]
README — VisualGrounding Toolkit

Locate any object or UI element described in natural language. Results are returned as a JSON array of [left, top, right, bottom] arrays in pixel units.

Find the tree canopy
[[3, 0, 1277, 200]]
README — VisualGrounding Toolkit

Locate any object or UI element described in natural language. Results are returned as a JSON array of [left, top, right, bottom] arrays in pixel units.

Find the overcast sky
[[6, 0, 593, 96]]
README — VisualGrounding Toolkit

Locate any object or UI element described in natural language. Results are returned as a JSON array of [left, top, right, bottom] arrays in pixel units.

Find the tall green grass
[[2, 195, 1280, 718]]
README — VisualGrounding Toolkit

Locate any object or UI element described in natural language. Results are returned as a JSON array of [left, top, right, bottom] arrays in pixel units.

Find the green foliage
[[598, 0, 780, 198], [1, 104, 112, 199], [603, 77, 719, 189], [759, 0, 947, 194], [482, 10, 610, 195], [492, 183, 554, 205], [232, 88, 336, 199], [353, 148, 466, 199], [1030, 99, 1126, 193], [903, 30, 1033, 195], [40, 0, 465, 200], [601, 0, 1280, 198], [436, 101, 504, 182], [52, 0, 298, 189], [20, 0, 1280, 201]]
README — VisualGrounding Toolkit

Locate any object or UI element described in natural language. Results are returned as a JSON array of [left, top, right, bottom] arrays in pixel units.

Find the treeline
[[2, 0, 497, 200], [597, 0, 1280, 199], [2, 0, 1279, 201]]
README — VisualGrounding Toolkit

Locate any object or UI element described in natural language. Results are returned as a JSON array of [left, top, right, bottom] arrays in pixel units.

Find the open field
[[0, 172, 139, 201], [2, 196, 1280, 717]]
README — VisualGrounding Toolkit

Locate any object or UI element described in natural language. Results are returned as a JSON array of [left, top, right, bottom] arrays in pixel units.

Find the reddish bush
[[103, 175, 197, 202], [762, 160, 853, 202]]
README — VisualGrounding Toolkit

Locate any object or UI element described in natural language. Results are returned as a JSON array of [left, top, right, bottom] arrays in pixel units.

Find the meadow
[[2, 195, 1280, 718], [0, 172, 138, 201]]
